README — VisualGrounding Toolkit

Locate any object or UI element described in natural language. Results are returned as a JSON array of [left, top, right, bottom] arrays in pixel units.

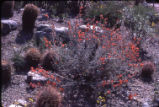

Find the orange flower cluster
[[30, 67, 63, 91], [44, 14, 49, 19], [43, 37, 51, 48]]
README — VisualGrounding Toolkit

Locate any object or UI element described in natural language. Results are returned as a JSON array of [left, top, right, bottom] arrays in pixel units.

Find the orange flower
[[59, 87, 64, 92], [61, 44, 65, 47], [100, 14, 104, 19], [56, 77, 61, 83], [52, 82, 56, 87], [50, 75, 55, 79], [100, 57, 105, 62], [37, 82, 41, 87], [124, 79, 128, 83], [107, 90, 111, 94], [119, 79, 123, 85], [47, 80, 51, 85], [128, 94, 133, 100], [102, 80, 106, 87], [111, 80, 114, 84], [117, 74, 122, 78], [38, 69, 43, 73], [44, 14, 49, 18]]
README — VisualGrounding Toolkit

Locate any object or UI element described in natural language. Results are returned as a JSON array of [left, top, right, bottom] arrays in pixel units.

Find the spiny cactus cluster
[[41, 50, 59, 71], [1, 60, 11, 86], [1, 1, 15, 18], [22, 3, 40, 33], [35, 86, 62, 107], [25, 48, 41, 67]]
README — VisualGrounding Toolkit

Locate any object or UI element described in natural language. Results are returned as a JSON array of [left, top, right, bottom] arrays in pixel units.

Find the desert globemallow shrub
[[22, 3, 40, 33], [1, 1, 15, 18], [25, 48, 41, 67], [35, 86, 62, 107], [1, 60, 11, 85]]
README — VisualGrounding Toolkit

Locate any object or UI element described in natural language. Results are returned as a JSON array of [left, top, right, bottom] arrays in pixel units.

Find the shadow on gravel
[[15, 30, 33, 44]]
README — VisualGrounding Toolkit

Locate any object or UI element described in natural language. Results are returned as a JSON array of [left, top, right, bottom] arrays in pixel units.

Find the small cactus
[[41, 50, 59, 71], [1, 1, 15, 18], [35, 86, 62, 107], [141, 61, 155, 80], [1, 60, 11, 85], [25, 48, 41, 67], [22, 4, 40, 33]]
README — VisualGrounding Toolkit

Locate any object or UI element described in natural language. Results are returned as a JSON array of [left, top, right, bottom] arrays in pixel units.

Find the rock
[[27, 71, 48, 83], [79, 25, 103, 33], [54, 26, 69, 33], [54, 26, 70, 44], [40, 9, 46, 13], [35, 31, 53, 45], [20, 8, 24, 12], [9, 104, 22, 107], [35, 24, 53, 43], [57, 17, 64, 23], [36, 24, 52, 31], [37, 14, 49, 21], [9, 99, 27, 107], [142, 102, 150, 107], [1, 19, 18, 35]]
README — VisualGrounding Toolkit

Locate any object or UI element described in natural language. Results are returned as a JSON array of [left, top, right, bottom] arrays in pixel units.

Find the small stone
[[36, 24, 52, 31], [27, 71, 48, 83], [54, 26, 69, 33], [79, 25, 103, 33], [1, 19, 18, 35], [142, 102, 150, 107], [17, 99, 27, 106], [9, 104, 22, 107]]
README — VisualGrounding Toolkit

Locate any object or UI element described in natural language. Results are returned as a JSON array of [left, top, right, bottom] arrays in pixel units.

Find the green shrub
[[22, 4, 40, 33], [1, 1, 15, 18], [14, 1, 24, 11], [25, 48, 41, 67], [35, 86, 62, 107], [122, 4, 156, 38], [84, 1, 125, 27], [12, 54, 26, 72], [1, 60, 11, 85]]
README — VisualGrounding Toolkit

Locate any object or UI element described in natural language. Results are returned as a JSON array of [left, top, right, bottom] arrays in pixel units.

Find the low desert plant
[[123, 4, 156, 39], [1, 1, 15, 18], [25, 48, 41, 67], [22, 3, 40, 32], [141, 61, 155, 80], [1, 60, 11, 85], [35, 86, 62, 107], [12, 54, 26, 72]]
